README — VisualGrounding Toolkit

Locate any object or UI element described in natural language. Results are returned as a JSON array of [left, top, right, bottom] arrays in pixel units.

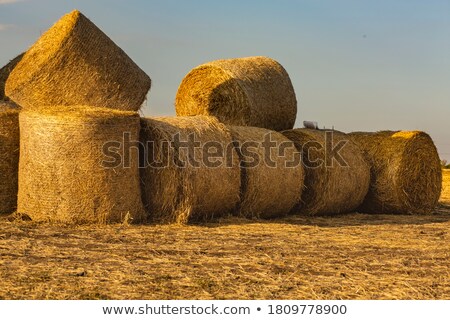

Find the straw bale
[[140, 116, 240, 224], [175, 56, 297, 131], [0, 101, 19, 213], [282, 129, 370, 215], [18, 106, 145, 224], [6, 10, 151, 111], [230, 126, 304, 218], [0, 53, 24, 101], [349, 131, 442, 214]]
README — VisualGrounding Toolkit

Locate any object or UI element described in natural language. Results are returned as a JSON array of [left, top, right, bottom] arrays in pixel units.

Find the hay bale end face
[[0, 53, 24, 101], [18, 106, 145, 224], [282, 129, 370, 215], [6, 10, 151, 111], [230, 126, 304, 219], [0, 102, 19, 214], [175, 56, 297, 131], [140, 116, 241, 224], [349, 131, 442, 214]]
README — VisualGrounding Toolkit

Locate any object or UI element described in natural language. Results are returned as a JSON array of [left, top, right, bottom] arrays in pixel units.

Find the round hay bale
[[175, 56, 297, 131], [0, 101, 19, 214], [18, 106, 145, 224], [5, 10, 151, 111], [0, 53, 24, 101], [282, 129, 370, 215], [140, 116, 241, 224], [230, 126, 304, 219], [349, 131, 442, 214]]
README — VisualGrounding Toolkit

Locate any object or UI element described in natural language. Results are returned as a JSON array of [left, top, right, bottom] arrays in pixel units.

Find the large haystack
[[230, 126, 304, 219], [175, 56, 297, 131], [0, 53, 24, 101], [349, 131, 442, 214], [140, 116, 241, 224], [5, 10, 151, 111], [0, 102, 19, 214], [282, 129, 370, 215], [18, 106, 145, 224]]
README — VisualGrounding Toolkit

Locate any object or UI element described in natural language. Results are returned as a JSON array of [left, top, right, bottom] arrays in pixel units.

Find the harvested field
[[0, 171, 449, 300]]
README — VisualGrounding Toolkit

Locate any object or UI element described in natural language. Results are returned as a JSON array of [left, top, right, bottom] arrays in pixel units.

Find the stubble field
[[1, 170, 449, 300]]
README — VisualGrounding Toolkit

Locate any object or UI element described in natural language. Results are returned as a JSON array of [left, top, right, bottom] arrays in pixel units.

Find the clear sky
[[1, 0, 449, 158]]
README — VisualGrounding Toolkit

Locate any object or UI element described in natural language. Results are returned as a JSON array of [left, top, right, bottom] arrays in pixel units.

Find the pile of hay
[[18, 106, 145, 224], [230, 126, 304, 219], [282, 129, 370, 215], [6, 10, 151, 111], [140, 116, 240, 224], [0, 102, 19, 214], [349, 131, 442, 214], [0, 53, 24, 101], [175, 56, 297, 131]]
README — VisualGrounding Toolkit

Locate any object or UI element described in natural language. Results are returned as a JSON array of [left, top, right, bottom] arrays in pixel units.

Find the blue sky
[[1, 0, 449, 158]]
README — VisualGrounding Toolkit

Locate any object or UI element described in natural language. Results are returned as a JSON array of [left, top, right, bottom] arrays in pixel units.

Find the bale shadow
[[3, 206, 450, 229], [197, 204, 450, 228]]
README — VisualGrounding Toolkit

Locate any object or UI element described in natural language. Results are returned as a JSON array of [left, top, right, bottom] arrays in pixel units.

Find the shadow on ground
[[199, 209, 450, 229], [3, 203, 450, 229]]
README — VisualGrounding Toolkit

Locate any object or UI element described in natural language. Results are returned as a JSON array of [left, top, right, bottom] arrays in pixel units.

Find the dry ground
[[1, 171, 449, 300]]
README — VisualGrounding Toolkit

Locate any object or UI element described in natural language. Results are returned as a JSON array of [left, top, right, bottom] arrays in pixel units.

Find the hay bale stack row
[[6, 10, 151, 111], [0, 102, 20, 214], [282, 129, 370, 215], [349, 131, 442, 214], [175, 56, 297, 131], [1, 8, 442, 223], [140, 116, 241, 224], [18, 107, 145, 224], [139, 120, 305, 222], [230, 126, 304, 219]]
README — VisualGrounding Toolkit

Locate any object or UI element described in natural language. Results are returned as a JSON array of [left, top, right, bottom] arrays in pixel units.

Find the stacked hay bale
[[282, 129, 370, 215], [230, 126, 304, 219], [0, 101, 20, 214], [5, 10, 151, 111], [18, 107, 145, 224], [349, 131, 442, 214], [175, 56, 297, 131], [3, 10, 152, 224], [0, 53, 24, 101], [140, 116, 241, 224]]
